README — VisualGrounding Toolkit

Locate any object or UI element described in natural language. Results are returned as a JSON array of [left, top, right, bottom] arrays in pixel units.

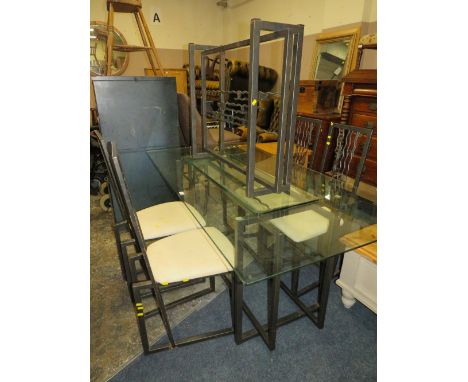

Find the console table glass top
[[143, 146, 377, 285]]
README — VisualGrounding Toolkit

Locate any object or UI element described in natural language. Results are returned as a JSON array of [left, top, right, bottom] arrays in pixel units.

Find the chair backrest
[[293, 116, 322, 168], [94, 131, 126, 216], [320, 122, 373, 194], [177, 92, 202, 148], [108, 141, 149, 258], [96, 133, 148, 254]]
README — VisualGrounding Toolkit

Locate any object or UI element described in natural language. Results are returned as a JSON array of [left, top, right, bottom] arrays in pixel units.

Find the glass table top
[[144, 145, 377, 285]]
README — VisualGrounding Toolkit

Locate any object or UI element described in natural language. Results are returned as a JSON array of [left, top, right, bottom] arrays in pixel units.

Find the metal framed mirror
[[90, 21, 129, 76]]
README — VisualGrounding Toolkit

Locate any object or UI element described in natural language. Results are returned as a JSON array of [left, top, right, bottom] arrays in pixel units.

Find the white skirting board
[[336, 250, 377, 313]]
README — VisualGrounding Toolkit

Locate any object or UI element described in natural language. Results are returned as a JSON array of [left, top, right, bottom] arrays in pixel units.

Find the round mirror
[[90, 21, 129, 76]]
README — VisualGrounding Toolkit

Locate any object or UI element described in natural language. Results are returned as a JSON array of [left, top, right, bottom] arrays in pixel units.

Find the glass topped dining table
[[138, 144, 377, 350]]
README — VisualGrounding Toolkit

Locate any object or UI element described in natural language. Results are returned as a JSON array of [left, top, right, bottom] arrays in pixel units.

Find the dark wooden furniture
[[340, 69, 377, 186], [356, 43, 377, 69], [297, 80, 340, 115]]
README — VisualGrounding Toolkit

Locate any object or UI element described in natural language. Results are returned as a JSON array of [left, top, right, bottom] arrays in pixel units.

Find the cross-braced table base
[[231, 256, 338, 350]]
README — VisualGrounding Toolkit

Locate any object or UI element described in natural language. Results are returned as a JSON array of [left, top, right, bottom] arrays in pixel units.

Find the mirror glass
[[90, 21, 129, 76], [311, 28, 360, 83], [314, 39, 351, 80]]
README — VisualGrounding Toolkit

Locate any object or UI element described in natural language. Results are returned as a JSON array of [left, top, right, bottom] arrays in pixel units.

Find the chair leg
[[132, 284, 150, 353], [152, 284, 176, 347], [113, 224, 129, 281], [220, 273, 234, 330], [233, 273, 244, 344], [290, 269, 300, 295], [133, 274, 234, 353]]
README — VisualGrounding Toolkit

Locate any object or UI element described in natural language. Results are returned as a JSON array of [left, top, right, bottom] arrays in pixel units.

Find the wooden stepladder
[[105, 0, 164, 75]]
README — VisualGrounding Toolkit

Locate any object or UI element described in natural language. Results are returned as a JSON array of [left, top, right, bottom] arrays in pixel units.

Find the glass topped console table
[[142, 145, 377, 350]]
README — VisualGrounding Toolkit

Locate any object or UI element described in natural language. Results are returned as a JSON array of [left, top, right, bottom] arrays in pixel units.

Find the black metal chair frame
[[108, 141, 234, 353], [320, 122, 373, 194], [293, 116, 322, 169], [95, 131, 210, 303], [291, 122, 374, 297]]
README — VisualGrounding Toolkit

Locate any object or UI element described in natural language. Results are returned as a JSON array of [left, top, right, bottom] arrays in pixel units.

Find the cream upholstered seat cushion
[[136, 201, 206, 240], [146, 227, 234, 284], [270, 209, 329, 243]]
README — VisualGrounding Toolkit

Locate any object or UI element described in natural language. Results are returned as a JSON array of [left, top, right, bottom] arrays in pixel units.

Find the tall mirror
[[309, 27, 360, 112], [311, 27, 360, 81], [90, 21, 129, 76]]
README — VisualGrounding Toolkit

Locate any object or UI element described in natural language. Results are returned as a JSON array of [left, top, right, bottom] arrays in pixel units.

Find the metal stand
[[189, 19, 304, 197]]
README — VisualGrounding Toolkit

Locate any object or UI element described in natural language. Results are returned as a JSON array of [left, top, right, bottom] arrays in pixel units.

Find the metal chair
[[270, 122, 373, 295], [320, 122, 373, 195], [95, 131, 208, 292], [109, 141, 234, 353], [293, 116, 322, 168], [289, 116, 322, 188]]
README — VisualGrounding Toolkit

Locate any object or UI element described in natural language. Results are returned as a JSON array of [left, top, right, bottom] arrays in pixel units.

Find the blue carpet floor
[[110, 268, 376, 382]]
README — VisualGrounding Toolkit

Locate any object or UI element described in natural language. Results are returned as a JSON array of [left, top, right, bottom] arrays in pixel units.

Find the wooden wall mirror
[[311, 27, 360, 81], [90, 21, 129, 76]]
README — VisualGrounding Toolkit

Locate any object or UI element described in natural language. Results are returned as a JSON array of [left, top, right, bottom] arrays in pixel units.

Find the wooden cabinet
[[340, 69, 377, 186], [297, 80, 316, 114], [297, 80, 340, 115], [336, 224, 377, 313]]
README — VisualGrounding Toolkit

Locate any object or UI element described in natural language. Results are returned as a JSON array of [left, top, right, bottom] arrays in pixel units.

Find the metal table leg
[[316, 256, 338, 329], [233, 272, 244, 345]]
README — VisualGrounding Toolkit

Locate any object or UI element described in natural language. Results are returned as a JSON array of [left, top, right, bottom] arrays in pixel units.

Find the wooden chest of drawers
[[340, 69, 377, 186]]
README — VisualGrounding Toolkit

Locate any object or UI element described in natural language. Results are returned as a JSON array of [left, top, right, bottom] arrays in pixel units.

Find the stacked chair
[[96, 134, 235, 353], [95, 132, 206, 289]]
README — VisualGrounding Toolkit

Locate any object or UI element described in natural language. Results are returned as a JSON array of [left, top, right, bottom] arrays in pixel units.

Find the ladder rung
[[113, 44, 151, 52]]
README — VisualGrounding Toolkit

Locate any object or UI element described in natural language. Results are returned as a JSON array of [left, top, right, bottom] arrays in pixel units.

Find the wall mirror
[[311, 27, 360, 81], [90, 21, 129, 76]]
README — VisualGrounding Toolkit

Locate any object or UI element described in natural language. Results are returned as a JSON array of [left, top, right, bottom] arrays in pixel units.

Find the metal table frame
[[231, 214, 339, 350], [183, 155, 354, 351]]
